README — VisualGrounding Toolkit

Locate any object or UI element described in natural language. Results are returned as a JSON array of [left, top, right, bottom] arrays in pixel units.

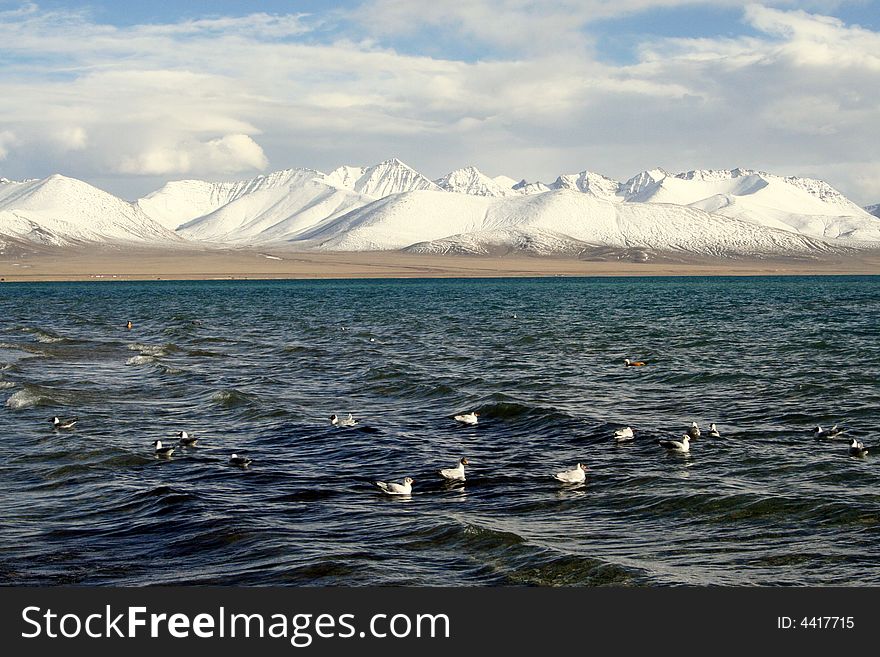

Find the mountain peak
[[435, 166, 516, 197]]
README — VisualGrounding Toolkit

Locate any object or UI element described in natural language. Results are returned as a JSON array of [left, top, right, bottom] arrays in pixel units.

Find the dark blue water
[[1, 277, 878, 585]]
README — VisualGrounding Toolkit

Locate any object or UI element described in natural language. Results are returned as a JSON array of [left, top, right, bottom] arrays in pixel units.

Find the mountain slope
[[619, 168, 880, 241], [0, 175, 180, 246], [292, 188, 840, 257], [177, 173, 370, 243], [137, 168, 326, 230]]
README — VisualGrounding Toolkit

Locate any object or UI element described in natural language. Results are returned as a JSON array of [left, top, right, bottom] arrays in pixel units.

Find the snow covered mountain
[[292, 188, 838, 257], [324, 158, 441, 197], [619, 168, 879, 241], [0, 174, 180, 246], [177, 169, 369, 243], [3, 159, 879, 258], [435, 166, 519, 197]]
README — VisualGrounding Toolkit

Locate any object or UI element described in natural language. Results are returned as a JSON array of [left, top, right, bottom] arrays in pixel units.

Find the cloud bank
[[0, 1, 877, 203]]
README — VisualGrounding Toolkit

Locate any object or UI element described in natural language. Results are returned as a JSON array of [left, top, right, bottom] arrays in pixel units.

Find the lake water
[[1, 276, 878, 585]]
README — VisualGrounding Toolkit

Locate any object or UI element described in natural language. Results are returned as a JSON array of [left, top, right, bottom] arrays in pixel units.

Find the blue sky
[[0, 1, 879, 203]]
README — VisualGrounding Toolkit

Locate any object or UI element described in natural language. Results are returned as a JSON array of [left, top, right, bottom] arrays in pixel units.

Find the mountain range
[[2, 159, 879, 259]]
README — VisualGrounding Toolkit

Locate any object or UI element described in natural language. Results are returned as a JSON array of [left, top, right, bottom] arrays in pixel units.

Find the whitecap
[[127, 343, 167, 357], [6, 388, 42, 409], [126, 355, 156, 366]]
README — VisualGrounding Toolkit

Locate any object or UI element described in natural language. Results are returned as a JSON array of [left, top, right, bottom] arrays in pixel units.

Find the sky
[[0, 0, 878, 203]]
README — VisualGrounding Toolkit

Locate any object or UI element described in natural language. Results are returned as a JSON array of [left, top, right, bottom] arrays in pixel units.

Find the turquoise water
[[0, 276, 878, 585]]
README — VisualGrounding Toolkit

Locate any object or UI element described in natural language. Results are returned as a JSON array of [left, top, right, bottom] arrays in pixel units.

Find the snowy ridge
[[292, 188, 843, 257], [137, 168, 321, 230], [0, 175, 180, 246], [3, 158, 880, 256], [324, 158, 441, 198], [435, 166, 518, 197], [177, 174, 370, 243], [551, 171, 621, 201]]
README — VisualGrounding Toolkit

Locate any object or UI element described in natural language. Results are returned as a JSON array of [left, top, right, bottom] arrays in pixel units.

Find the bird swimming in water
[[126, 321, 133, 330], [686, 422, 701, 439], [814, 425, 844, 439], [659, 435, 690, 452], [553, 463, 588, 484], [439, 457, 469, 481], [375, 477, 414, 496], [849, 439, 868, 457], [330, 413, 358, 427], [229, 453, 252, 467], [454, 411, 479, 425], [50, 416, 78, 430], [177, 431, 197, 446], [708, 423, 721, 438], [614, 426, 634, 441], [152, 440, 175, 457], [624, 359, 646, 367]]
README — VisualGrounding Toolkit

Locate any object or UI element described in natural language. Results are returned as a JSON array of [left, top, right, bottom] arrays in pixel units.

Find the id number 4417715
[[777, 616, 854, 629]]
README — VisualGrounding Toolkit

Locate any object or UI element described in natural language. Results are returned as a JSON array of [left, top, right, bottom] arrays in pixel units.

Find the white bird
[[51, 416, 78, 430], [177, 430, 198, 446], [152, 440, 175, 457], [375, 477, 414, 495], [614, 426, 634, 441], [815, 425, 844, 439], [330, 413, 358, 427], [849, 439, 868, 457], [229, 453, 252, 467], [686, 422, 701, 439], [454, 411, 479, 425], [554, 463, 588, 483], [659, 435, 690, 452], [708, 423, 721, 438], [439, 457, 469, 481]]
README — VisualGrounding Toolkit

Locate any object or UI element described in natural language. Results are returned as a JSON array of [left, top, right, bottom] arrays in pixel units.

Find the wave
[[210, 388, 260, 408], [5, 386, 57, 409], [126, 355, 156, 366], [127, 342, 178, 357], [0, 381, 16, 389], [21, 327, 74, 344]]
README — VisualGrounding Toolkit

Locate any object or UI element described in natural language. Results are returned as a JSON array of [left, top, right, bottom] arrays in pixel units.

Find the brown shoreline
[[1, 246, 879, 282]]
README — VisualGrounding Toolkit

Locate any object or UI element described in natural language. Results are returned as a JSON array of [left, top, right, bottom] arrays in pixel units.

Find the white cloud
[[0, 130, 20, 160], [54, 126, 88, 151], [119, 134, 268, 175], [0, 2, 877, 204]]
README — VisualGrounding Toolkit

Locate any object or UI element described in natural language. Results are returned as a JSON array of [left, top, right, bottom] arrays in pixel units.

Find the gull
[[177, 431, 198, 446], [849, 439, 869, 457], [659, 435, 690, 452], [375, 477, 414, 496], [708, 423, 721, 438], [624, 358, 646, 367], [614, 426, 634, 442], [50, 416, 78, 430], [454, 411, 479, 425], [553, 463, 588, 484], [152, 440, 175, 457], [686, 422, 701, 439], [439, 457, 469, 481], [229, 453, 252, 467], [814, 425, 844, 439], [330, 413, 358, 427]]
